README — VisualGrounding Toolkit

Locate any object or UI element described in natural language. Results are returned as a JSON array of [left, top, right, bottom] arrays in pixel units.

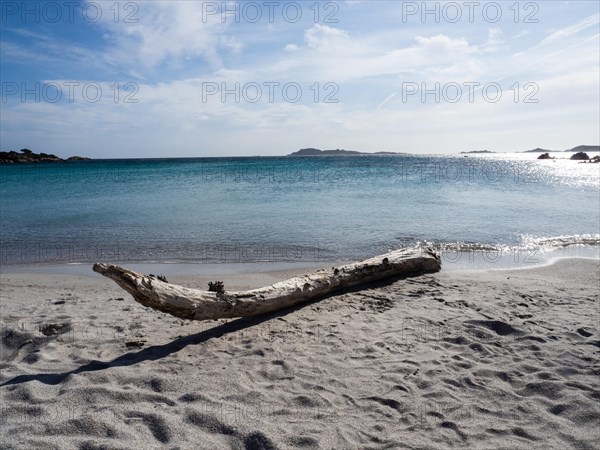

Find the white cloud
[[304, 24, 351, 50], [509, 33, 599, 79], [92, 1, 230, 71], [413, 34, 472, 57], [269, 30, 482, 83], [376, 92, 398, 111], [541, 13, 600, 45], [1, 28, 103, 70], [481, 27, 506, 53]]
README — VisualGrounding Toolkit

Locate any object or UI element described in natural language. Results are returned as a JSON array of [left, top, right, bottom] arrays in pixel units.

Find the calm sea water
[[1, 154, 599, 269]]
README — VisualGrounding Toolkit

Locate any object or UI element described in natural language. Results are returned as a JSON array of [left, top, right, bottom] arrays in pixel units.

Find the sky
[[1, 0, 599, 158]]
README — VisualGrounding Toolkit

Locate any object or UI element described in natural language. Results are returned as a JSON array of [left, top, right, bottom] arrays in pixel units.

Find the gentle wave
[[420, 234, 600, 254]]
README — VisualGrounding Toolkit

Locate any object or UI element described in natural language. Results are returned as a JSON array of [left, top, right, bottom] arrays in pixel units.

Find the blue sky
[[1, 1, 599, 157]]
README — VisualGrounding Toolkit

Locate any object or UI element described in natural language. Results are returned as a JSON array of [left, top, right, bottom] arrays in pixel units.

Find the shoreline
[[1, 245, 598, 277]]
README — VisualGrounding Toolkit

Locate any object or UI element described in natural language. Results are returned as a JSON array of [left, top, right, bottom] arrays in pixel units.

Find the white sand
[[1, 259, 598, 449]]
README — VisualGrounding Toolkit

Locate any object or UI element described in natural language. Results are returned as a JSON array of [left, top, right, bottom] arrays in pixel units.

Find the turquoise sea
[[1, 154, 599, 271]]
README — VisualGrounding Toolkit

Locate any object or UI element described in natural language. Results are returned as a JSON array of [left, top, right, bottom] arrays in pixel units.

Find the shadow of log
[[0, 272, 425, 388]]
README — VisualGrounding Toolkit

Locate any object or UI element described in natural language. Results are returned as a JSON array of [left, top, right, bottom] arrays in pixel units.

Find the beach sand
[[1, 258, 598, 449]]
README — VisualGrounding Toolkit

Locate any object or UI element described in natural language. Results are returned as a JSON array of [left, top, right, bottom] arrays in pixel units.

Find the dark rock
[[537, 153, 553, 160], [0, 149, 91, 164], [570, 152, 589, 160]]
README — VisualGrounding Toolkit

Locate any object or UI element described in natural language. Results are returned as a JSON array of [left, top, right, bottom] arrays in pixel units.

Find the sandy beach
[[3, 1, 599, 449], [1, 258, 598, 449]]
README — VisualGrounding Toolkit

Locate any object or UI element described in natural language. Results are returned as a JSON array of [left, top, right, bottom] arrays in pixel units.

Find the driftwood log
[[93, 248, 441, 321]]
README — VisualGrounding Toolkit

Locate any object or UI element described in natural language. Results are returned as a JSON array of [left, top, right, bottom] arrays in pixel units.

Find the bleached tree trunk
[[93, 248, 440, 321]]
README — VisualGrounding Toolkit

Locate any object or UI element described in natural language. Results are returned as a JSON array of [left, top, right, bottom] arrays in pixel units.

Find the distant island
[[288, 148, 404, 156], [523, 145, 599, 153], [523, 147, 557, 153], [459, 150, 495, 154], [0, 149, 90, 164], [566, 145, 600, 153]]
